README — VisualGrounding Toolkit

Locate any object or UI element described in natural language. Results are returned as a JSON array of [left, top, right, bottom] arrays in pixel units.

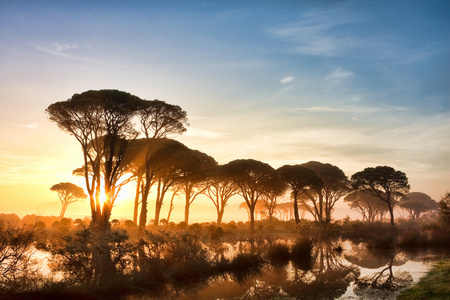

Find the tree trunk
[[249, 205, 255, 231], [139, 194, 148, 232], [184, 202, 190, 224], [293, 196, 300, 224], [154, 204, 162, 226], [217, 208, 224, 225], [184, 188, 192, 224], [167, 193, 176, 223], [318, 193, 324, 223], [388, 201, 395, 226], [133, 175, 142, 225]]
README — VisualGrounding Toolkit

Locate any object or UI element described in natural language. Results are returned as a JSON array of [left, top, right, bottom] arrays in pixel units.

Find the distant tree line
[[46, 90, 439, 233]]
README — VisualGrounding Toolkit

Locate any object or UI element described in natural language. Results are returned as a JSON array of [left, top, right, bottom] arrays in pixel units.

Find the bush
[[291, 238, 313, 270], [267, 243, 290, 267], [229, 253, 263, 275], [0, 226, 38, 290]]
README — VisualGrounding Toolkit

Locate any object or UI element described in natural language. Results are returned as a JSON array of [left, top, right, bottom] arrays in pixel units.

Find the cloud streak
[[280, 76, 294, 84], [287, 106, 397, 114], [184, 127, 223, 138], [35, 42, 96, 62], [17, 122, 39, 130], [270, 9, 356, 56]]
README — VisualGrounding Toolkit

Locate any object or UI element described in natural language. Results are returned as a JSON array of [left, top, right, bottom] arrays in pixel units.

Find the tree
[[260, 172, 287, 222], [351, 166, 410, 226], [136, 100, 188, 231], [126, 138, 188, 227], [50, 182, 87, 218], [223, 159, 275, 231], [46, 90, 144, 230], [173, 148, 217, 224], [151, 140, 191, 226], [203, 165, 239, 224], [300, 161, 350, 224], [438, 192, 450, 225], [399, 192, 438, 220], [277, 165, 322, 224], [344, 190, 388, 223]]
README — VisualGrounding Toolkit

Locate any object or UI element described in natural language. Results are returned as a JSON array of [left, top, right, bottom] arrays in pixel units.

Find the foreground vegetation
[[397, 259, 450, 300], [0, 216, 449, 299]]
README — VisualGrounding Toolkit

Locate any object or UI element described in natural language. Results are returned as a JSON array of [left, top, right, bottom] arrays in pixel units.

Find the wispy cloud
[[17, 122, 39, 130], [35, 42, 95, 62], [270, 9, 356, 56], [324, 67, 353, 89], [184, 127, 223, 138], [288, 105, 407, 114], [324, 67, 352, 81], [280, 76, 294, 84]]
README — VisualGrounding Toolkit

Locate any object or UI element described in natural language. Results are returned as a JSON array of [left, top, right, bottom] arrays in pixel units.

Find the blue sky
[[0, 0, 448, 219]]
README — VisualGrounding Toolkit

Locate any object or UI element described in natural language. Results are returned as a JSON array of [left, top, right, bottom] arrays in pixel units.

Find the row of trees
[[47, 90, 415, 232]]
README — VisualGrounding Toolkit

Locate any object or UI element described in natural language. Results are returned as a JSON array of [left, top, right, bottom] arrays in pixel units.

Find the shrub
[[291, 238, 313, 270], [229, 253, 263, 275], [267, 243, 290, 267], [0, 226, 38, 290]]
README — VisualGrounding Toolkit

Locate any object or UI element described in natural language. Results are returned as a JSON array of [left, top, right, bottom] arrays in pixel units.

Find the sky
[[0, 0, 449, 223]]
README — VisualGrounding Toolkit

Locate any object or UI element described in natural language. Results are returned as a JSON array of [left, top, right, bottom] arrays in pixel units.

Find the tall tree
[[300, 161, 350, 224], [223, 159, 274, 231], [203, 165, 239, 224], [126, 138, 188, 227], [438, 192, 450, 225], [50, 182, 87, 218], [344, 190, 388, 223], [136, 100, 188, 231], [173, 148, 217, 224], [151, 139, 189, 226], [277, 165, 322, 224], [399, 192, 438, 220], [351, 166, 410, 226], [46, 90, 143, 230], [260, 172, 287, 222]]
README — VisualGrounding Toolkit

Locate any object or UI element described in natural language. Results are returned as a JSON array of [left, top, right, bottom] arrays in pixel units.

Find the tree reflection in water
[[280, 239, 360, 299], [176, 237, 425, 300], [347, 245, 413, 299]]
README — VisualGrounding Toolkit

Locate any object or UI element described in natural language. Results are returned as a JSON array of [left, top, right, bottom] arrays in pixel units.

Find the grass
[[397, 259, 450, 300]]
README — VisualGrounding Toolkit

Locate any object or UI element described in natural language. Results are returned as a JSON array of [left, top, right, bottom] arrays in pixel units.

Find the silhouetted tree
[[277, 165, 322, 224], [351, 166, 410, 226], [260, 172, 287, 222], [223, 159, 274, 231], [166, 186, 180, 223], [126, 138, 188, 227], [0, 225, 36, 287], [438, 192, 450, 225], [299, 161, 350, 224], [46, 90, 144, 230], [136, 100, 188, 232], [151, 140, 190, 226], [204, 165, 239, 224], [274, 202, 294, 221], [173, 148, 217, 224], [50, 182, 87, 218], [399, 192, 438, 220], [344, 190, 388, 223]]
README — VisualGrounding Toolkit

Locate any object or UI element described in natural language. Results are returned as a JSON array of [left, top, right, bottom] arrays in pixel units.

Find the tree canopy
[[299, 161, 349, 223], [46, 89, 188, 231], [399, 192, 438, 220], [344, 190, 388, 223], [277, 164, 322, 224], [223, 159, 275, 230], [351, 166, 410, 226], [50, 182, 87, 218]]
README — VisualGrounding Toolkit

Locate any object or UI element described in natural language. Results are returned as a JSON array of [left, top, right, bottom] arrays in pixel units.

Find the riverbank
[[397, 259, 450, 299]]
